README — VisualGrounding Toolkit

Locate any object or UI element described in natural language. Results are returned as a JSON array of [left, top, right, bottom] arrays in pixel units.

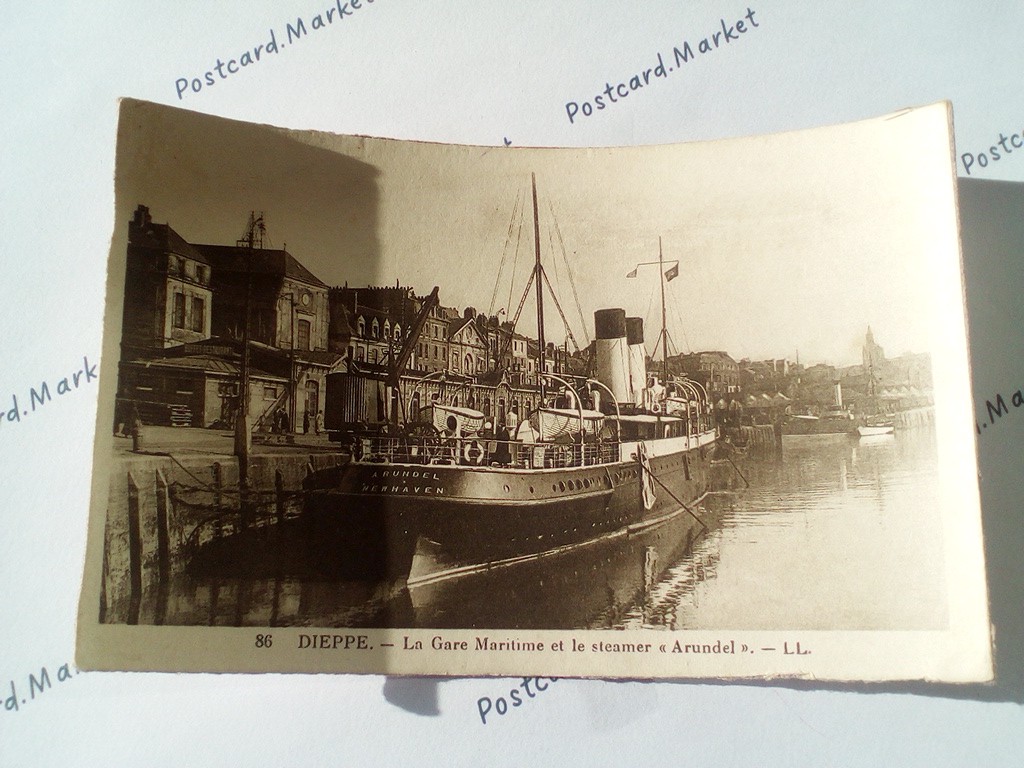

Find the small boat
[[857, 422, 894, 437], [782, 409, 856, 437]]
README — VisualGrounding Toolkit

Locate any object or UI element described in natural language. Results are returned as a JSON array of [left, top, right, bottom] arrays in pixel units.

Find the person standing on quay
[[315, 410, 324, 436]]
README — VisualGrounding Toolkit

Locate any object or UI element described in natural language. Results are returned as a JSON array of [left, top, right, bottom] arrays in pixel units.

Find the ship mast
[[659, 236, 668, 388], [532, 173, 545, 400], [627, 240, 678, 397]]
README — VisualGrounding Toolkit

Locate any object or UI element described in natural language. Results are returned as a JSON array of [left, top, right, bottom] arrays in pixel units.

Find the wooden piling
[[212, 461, 223, 540], [275, 469, 285, 527], [126, 471, 142, 625], [154, 469, 171, 624]]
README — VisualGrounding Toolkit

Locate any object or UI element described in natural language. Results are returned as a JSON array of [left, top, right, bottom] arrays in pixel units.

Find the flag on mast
[[626, 267, 638, 278], [664, 263, 679, 281]]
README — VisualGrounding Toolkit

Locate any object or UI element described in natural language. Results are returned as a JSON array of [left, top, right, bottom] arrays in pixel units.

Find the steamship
[[303, 177, 718, 584]]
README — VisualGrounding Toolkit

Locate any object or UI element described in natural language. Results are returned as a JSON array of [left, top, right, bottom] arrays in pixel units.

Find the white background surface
[[1, 2, 1022, 765]]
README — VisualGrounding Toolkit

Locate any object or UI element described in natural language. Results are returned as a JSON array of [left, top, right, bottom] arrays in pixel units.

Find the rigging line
[[165, 453, 240, 496], [548, 200, 591, 346], [545, 224, 566, 340], [670, 293, 692, 354], [547, 224, 559, 289], [540, 267, 581, 353], [642, 284, 657, 356], [636, 455, 709, 532], [505, 185, 529, 319], [499, 268, 536, 362], [488, 190, 522, 316]]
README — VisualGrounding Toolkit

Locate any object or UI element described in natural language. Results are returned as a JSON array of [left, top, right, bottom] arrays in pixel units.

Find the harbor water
[[159, 425, 946, 632]]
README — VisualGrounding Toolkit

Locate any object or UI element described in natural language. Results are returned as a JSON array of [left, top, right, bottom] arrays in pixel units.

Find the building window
[[394, 324, 402, 341], [297, 318, 311, 351], [264, 386, 278, 400], [383, 320, 391, 339], [357, 316, 366, 338], [190, 296, 205, 332], [172, 292, 185, 329], [371, 319, 379, 338]]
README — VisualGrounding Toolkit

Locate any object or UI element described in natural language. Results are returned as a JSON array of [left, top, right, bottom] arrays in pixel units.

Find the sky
[[113, 100, 961, 368]]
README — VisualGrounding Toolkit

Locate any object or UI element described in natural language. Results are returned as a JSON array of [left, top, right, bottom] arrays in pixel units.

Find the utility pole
[[234, 212, 263, 485]]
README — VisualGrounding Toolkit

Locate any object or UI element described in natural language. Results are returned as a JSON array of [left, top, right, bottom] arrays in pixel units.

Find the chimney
[[594, 308, 631, 406], [626, 317, 646, 407], [132, 204, 151, 228]]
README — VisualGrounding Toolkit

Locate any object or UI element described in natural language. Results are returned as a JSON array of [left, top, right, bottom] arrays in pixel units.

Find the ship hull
[[303, 432, 716, 582]]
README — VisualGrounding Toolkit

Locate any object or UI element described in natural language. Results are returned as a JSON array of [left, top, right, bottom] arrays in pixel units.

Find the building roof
[[294, 349, 345, 367], [447, 316, 485, 344], [124, 354, 285, 381], [195, 244, 328, 288], [129, 219, 210, 264]]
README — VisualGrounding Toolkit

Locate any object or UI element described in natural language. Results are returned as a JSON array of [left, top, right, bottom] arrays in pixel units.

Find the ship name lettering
[[369, 469, 441, 481], [670, 639, 736, 654], [361, 483, 443, 494]]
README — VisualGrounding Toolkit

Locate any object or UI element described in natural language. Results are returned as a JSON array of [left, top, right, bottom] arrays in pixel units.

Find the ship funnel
[[625, 317, 646, 407], [594, 308, 631, 405]]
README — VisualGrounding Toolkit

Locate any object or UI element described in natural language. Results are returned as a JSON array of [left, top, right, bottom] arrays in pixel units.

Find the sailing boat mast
[[532, 173, 546, 400]]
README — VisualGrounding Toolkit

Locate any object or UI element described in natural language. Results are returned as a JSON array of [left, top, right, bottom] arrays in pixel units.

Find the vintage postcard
[[77, 99, 991, 681]]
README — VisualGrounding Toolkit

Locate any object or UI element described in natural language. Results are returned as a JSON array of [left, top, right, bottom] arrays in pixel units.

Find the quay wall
[[733, 424, 778, 447], [100, 451, 349, 625], [893, 406, 935, 428]]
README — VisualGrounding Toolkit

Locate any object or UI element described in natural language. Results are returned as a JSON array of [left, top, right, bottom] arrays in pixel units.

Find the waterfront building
[[194, 233, 338, 432], [121, 205, 213, 357], [670, 351, 740, 399], [329, 283, 420, 369], [115, 206, 341, 431], [446, 310, 489, 376]]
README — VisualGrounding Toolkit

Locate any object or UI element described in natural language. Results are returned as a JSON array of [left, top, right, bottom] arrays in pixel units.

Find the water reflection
[[621, 427, 946, 631]]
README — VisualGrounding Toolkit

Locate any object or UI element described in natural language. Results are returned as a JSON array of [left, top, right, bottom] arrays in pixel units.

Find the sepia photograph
[[77, 99, 990, 680]]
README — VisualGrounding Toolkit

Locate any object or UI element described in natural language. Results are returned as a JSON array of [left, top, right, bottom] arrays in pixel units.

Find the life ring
[[463, 440, 485, 465]]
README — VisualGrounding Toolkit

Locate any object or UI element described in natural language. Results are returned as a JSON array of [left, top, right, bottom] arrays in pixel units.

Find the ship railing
[[351, 435, 620, 469]]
